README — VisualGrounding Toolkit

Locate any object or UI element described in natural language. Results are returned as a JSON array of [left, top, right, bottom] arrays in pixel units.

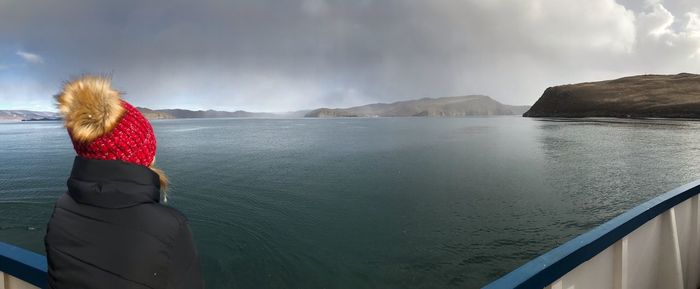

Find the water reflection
[[4, 118, 700, 289]]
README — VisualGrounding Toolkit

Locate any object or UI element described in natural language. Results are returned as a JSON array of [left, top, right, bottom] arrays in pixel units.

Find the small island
[[524, 73, 700, 118]]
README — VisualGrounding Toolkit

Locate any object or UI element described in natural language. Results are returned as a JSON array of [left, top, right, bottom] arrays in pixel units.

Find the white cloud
[[422, 0, 637, 55], [687, 11, 700, 37], [635, 3, 700, 61], [16, 50, 44, 64], [644, 0, 663, 8], [639, 3, 675, 37]]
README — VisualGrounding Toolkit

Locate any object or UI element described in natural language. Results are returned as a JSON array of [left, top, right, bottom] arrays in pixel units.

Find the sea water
[[2, 117, 700, 288]]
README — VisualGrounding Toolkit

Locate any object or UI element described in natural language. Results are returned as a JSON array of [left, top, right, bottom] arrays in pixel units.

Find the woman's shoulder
[[123, 203, 192, 243], [150, 203, 190, 227]]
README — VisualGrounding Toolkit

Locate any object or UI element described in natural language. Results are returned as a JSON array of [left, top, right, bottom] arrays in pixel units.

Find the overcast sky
[[1, 0, 699, 112]]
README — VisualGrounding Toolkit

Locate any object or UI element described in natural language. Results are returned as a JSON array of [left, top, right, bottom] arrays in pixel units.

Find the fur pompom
[[55, 75, 125, 143]]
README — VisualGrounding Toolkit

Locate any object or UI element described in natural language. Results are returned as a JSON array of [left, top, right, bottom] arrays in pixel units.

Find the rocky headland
[[524, 73, 700, 118]]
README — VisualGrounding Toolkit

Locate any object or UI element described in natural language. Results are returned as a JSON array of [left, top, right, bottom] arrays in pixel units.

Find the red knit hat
[[56, 76, 156, 167]]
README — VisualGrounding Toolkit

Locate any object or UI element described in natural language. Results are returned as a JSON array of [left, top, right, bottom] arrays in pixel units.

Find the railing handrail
[[483, 179, 700, 289], [0, 241, 47, 288]]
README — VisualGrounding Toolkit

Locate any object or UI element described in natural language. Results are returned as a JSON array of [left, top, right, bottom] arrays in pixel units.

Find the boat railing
[[484, 179, 700, 289], [0, 241, 47, 289]]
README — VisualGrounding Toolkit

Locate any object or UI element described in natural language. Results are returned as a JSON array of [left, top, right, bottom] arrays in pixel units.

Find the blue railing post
[[0, 242, 48, 288]]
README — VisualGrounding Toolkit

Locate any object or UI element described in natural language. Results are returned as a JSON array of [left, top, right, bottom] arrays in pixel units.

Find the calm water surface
[[2, 117, 700, 288]]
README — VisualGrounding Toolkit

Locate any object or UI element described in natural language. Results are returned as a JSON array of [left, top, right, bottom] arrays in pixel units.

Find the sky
[[1, 0, 699, 112]]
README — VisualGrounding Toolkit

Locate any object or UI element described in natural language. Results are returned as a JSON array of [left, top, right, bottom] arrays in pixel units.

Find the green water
[[2, 117, 700, 288]]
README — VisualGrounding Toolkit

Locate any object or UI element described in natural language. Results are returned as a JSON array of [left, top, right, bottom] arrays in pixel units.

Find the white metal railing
[[485, 180, 700, 289], [545, 195, 700, 289], [0, 271, 40, 289]]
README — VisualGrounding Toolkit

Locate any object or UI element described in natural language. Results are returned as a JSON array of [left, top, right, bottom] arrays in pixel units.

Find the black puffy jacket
[[45, 156, 204, 289]]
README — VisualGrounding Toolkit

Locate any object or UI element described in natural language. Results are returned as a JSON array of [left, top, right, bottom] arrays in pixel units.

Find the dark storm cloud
[[1, 0, 699, 111]]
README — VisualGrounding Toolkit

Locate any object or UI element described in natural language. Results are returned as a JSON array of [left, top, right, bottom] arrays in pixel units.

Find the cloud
[[639, 3, 675, 37], [635, 2, 700, 63], [301, 0, 329, 16], [0, 77, 55, 111], [688, 11, 700, 35], [16, 50, 43, 64], [0, 0, 699, 111]]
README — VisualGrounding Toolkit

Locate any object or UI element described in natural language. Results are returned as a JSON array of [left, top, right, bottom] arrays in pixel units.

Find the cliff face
[[305, 95, 529, 118], [524, 73, 700, 118]]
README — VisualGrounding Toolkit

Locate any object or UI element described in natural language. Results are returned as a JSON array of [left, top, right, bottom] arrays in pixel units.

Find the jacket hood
[[67, 156, 160, 208]]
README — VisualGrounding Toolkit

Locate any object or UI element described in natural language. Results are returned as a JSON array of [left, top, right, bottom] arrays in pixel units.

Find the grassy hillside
[[524, 73, 700, 118]]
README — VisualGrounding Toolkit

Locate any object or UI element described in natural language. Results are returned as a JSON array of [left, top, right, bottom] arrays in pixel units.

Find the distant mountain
[[524, 73, 700, 118], [304, 95, 529, 117], [137, 107, 275, 119], [136, 108, 309, 119], [0, 108, 306, 121], [2, 95, 528, 122], [0, 110, 60, 121]]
